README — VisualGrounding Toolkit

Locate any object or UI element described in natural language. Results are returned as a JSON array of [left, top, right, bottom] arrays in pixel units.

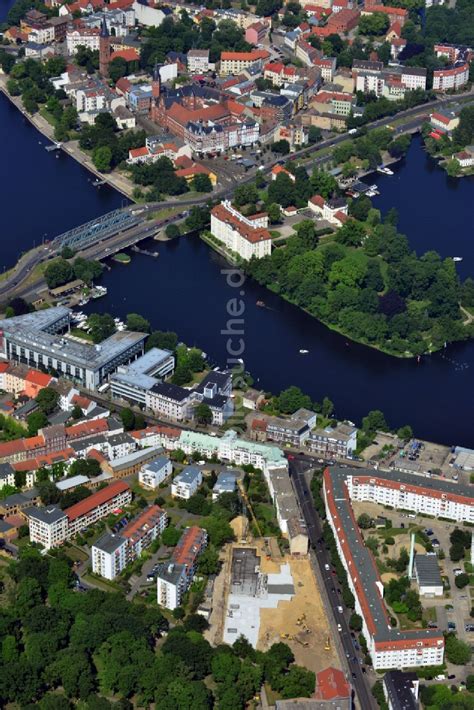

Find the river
[[0, 36, 472, 445]]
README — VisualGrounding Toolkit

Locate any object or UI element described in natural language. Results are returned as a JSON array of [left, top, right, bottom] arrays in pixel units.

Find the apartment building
[[145, 382, 193, 421], [210, 200, 272, 260], [67, 480, 132, 537], [156, 562, 187, 609], [66, 26, 100, 54], [212, 470, 238, 500], [139, 456, 172, 489], [110, 347, 175, 406], [91, 533, 127, 580], [173, 525, 208, 583], [187, 49, 210, 74], [156, 526, 207, 609], [307, 423, 358, 458], [433, 63, 469, 91], [27, 506, 68, 550], [219, 49, 269, 76], [323, 466, 445, 670], [171, 466, 203, 499], [308, 194, 349, 225]]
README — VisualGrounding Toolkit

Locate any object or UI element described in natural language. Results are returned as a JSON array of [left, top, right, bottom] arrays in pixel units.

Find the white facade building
[[139, 456, 173, 489], [66, 28, 100, 54], [91, 533, 128, 580], [433, 63, 469, 91], [210, 200, 272, 260], [171, 466, 203, 499], [28, 506, 68, 550], [156, 562, 187, 609], [187, 49, 210, 74]]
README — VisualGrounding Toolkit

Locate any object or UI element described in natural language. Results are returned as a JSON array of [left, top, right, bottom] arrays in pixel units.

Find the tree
[[27, 410, 49, 436], [146, 330, 178, 351], [362, 409, 388, 434], [308, 126, 322, 144], [279, 665, 315, 699], [108, 57, 128, 83], [445, 634, 471, 665], [397, 425, 413, 441], [195, 403, 213, 426], [234, 184, 259, 207], [277, 386, 312, 414], [36, 388, 59, 415], [165, 224, 180, 239], [455, 572, 469, 589], [197, 546, 220, 575], [349, 195, 372, 222], [310, 168, 338, 199], [359, 12, 390, 35], [192, 173, 213, 193], [92, 146, 113, 172], [268, 172, 296, 208], [87, 313, 115, 343], [272, 139, 290, 155], [450, 542, 466, 562], [162, 525, 182, 546], [126, 313, 150, 332], [44, 258, 74, 289], [321, 396, 334, 418], [172, 363, 192, 386], [38, 480, 61, 506], [120, 408, 135, 431], [446, 158, 461, 177], [268, 203, 281, 224], [357, 513, 373, 529], [349, 613, 363, 632]]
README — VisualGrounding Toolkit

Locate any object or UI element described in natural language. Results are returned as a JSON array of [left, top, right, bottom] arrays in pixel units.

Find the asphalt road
[[289, 455, 377, 710]]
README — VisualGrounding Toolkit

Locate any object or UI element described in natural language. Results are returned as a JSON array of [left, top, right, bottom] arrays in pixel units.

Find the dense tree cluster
[[245, 203, 472, 356], [0, 550, 315, 707], [385, 577, 422, 621], [172, 344, 206, 385], [78, 113, 146, 173], [128, 156, 189, 199], [44, 256, 103, 289], [140, 13, 251, 67]]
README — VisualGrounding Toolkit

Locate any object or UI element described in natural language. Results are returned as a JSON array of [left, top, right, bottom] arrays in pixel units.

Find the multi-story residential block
[[311, 90, 355, 116], [66, 26, 100, 54], [106, 432, 136, 460], [75, 87, 107, 113], [212, 470, 238, 500], [308, 423, 357, 458], [433, 63, 469, 91], [429, 109, 460, 134], [156, 562, 187, 609], [219, 49, 269, 76], [67, 480, 132, 537], [187, 49, 210, 74], [91, 532, 127, 580], [314, 57, 337, 82], [361, 3, 408, 25], [323, 466, 445, 670], [266, 417, 311, 447], [145, 382, 193, 421], [383, 671, 419, 710], [171, 466, 203, 499], [245, 21, 268, 45], [27, 506, 69, 550], [139, 456, 173, 489], [173, 525, 208, 582], [210, 200, 272, 260]]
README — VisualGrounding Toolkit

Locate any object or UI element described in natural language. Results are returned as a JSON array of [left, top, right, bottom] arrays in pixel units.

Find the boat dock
[[93, 178, 107, 186], [45, 143, 62, 152]]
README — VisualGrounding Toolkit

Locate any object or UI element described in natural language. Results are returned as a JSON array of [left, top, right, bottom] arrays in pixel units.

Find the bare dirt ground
[[257, 557, 340, 674]]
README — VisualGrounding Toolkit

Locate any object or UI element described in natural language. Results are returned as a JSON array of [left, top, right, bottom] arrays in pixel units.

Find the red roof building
[[110, 47, 139, 63], [315, 667, 351, 701], [66, 480, 131, 523]]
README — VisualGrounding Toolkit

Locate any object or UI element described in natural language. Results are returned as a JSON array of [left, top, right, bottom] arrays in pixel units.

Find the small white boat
[[452, 257, 463, 262], [299, 349, 309, 354]]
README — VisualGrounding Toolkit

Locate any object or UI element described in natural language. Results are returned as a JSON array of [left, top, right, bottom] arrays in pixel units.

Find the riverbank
[[0, 76, 134, 201]]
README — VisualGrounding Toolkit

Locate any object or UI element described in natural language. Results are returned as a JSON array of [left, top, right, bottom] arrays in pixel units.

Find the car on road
[[324, 563, 330, 571], [425, 528, 434, 535], [453, 568, 463, 576], [337, 606, 343, 613], [448, 675, 456, 680], [337, 624, 342, 632]]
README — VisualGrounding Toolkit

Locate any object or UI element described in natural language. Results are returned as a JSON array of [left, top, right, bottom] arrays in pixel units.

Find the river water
[[0, 27, 472, 445]]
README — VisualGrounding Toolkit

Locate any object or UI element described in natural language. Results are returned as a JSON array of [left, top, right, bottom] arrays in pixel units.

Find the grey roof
[[414, 554, 442, 587], [108, 446, 163, 471], [0, 462, 15, 481], [194, 369, 230, 395], [2, 488, 39, 507], [0, 519, 14, 533], [93, 531, 126, 554], [27, 505, 67, 524], [143, 455, 170, 472], [174, 465, 202, 486], [56, 475, 89, 491], [111, 348, 173, 391], [383, 671, 419, 710], [156, 561, 186, 585], [328, 466, 445, 645], [108, 432, 135, 447], [214, 470, 238, 492], [150, 381, 190, 402], [0, 308, 147, 373], [202, 394, 228, 409]]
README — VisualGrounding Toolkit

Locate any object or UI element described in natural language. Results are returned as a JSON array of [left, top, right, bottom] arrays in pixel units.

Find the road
[[1, 90, 473, 304], [289, 455, 377, 710]]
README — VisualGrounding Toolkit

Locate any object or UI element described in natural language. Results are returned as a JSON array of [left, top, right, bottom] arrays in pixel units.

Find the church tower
[[99, 16, 111, 79], [152, 64, 161, 99]]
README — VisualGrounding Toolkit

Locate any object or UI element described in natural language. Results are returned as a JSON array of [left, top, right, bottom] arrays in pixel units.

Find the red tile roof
[[431, 112, 450, 125], [365, 4, 407, 16], [110, 48, 139, 63], [66, 480, 130, 522], [221, 50, 269, 61], [316, 667, 350, 701], [122, 504, 165, 539], [66, 418, 108, 440], [0, 363, 9, 373], [211, 203, 272, 245], [309, 194, 325, 208], [25, 369, 53, 387]]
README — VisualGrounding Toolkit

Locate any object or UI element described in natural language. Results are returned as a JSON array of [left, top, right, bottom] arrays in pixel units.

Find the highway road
[[289, 455, 377, 710]]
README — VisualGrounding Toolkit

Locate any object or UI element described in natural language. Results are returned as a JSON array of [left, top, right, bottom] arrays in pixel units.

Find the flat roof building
[[110, 347, 175, 404], [413, 554, 443, 597], [383, 670, 419, 710], [0, 307, 147, 391], [212, 470, 238, 499]]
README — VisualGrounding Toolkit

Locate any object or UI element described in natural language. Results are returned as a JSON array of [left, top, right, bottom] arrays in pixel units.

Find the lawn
[[70, 327, 94, 342], [82, 572, 122, 593], [63, 544, 88, 563]]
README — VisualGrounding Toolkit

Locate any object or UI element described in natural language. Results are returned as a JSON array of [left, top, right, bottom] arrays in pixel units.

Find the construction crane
[[237, 479, 263, 539]]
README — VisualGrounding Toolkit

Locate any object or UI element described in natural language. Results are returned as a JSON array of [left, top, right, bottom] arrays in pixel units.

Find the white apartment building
[[171, 466, 203, 499], [91, 533, 127, 580], [210, 200, 272, 261], [76, 88, 107, 114], [187, 49, 210, 74], [27, 506, 68, 550], [106, 433, 136, 460], [67, 481, 132, 537], [400, 68, 427, 90], [324, 467, 445, 671], [139, 456, 173, 489], [145, 382, 192, 422], [156, 562, 187, 609], [307, 423, 358, 459], [433, 63, 469, 91], [66, 28, 100, 54], [29, 24, 55, 44]]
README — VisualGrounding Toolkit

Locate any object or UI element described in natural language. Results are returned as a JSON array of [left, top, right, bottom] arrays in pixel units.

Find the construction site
[[206, 511, 340, 674]]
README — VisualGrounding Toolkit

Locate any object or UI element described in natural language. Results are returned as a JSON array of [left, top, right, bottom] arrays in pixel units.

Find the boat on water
[[377, 166, 394, 176], [299, 349, 309, 354], [452, 257, 463, 262], [91, 285, 108, 298], [256, 300, 265, 307]]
